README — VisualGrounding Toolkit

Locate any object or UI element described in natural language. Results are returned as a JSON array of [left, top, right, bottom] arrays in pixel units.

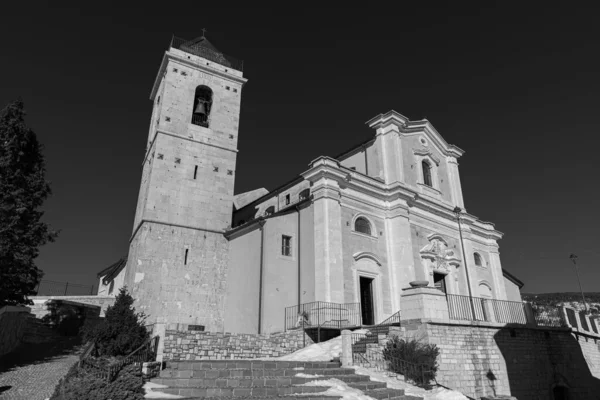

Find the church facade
[[97, 36, 523, 334]]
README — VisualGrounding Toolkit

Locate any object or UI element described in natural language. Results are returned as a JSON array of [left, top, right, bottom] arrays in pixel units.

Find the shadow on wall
[[494, 326, 600, 400]]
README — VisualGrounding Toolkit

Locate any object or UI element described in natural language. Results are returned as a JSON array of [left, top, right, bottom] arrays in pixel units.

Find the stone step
[[363, 387, 407, 399], [166, 360, 341, 371], [164, 397, 342, 400], [152, 374, 371, 388], [156, 384, 332, 397], [159, 367, 357, 379], [346, 381, 388, 390]]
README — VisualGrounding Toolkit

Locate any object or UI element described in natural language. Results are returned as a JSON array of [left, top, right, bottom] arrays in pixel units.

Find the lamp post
[[570, 254, 589, 314], [454, 206, 477, 319]]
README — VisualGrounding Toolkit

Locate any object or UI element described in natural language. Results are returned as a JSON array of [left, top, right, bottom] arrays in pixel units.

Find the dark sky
[[2, 3, 599, 294]]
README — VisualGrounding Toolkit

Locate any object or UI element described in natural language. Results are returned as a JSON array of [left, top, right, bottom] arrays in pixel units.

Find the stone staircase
[[150, 359, 422, 399]]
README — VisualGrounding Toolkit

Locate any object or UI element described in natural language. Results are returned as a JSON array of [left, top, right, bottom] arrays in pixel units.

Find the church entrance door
[[359, 277, 375, 325]]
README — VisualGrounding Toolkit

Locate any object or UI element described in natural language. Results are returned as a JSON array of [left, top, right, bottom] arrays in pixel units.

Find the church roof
[[502, 268, 524, 289], [184, 35, 222, 54], [97, 255, 127, 284]]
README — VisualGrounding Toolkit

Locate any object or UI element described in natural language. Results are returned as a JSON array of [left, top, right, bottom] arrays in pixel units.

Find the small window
[[285, 194, 290, 205], [422, 161, 432, 187], [265, 206, 275, 216], [354, 217, 372, 235], [108, 280, 115, 295], [474, 253, 483, 267], [193, 165, 198, 179], [282, 235, 292, 256], [184, 249, 189, 265]]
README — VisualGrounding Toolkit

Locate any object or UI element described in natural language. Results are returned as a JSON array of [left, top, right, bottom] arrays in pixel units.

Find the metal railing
[[170, 36, 244, 72], [377, 310, 402, 326], [191, 113, 209, 128], [351, 338, 433, 387], [446, 294, 489, 322], [284, 301, 361, 331], [491, 299, 527, 324], [79, 336, 160, 382], [35, 280, 95, 296], [532, 305, 567, 328]]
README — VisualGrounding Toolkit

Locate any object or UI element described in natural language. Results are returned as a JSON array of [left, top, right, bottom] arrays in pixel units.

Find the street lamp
[[570, 254, 589, 314], [454, 206, 477, 319]]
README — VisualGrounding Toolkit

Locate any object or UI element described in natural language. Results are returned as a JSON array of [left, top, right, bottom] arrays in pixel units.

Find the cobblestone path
[[0, 337, 83, 400]]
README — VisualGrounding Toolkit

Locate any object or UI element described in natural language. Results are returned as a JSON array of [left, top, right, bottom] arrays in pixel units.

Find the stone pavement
[[0, 337, 83, 400]]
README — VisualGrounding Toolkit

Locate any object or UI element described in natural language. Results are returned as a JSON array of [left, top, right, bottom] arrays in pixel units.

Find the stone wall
[[414, 320, 600, 399], [30, 295, 115, 318], [0, 306, 31, 357], [162, 325, 314, 361]]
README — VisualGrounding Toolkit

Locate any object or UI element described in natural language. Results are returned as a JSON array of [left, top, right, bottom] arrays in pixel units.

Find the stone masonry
[[123, 38, 247, 330], [162, 326, 314, 361]]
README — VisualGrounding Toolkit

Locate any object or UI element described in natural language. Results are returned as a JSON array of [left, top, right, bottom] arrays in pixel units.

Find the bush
[[51, 363, 144, 400], [383, 335, 439, 386], [81, 286, 149, 357]]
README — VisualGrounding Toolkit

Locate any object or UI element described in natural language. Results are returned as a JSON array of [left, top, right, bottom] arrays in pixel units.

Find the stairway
[[150, 359, 422, 399]]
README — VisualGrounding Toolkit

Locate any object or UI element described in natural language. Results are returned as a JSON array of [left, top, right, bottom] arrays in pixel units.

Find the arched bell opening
[[192, 85, 213, 128]]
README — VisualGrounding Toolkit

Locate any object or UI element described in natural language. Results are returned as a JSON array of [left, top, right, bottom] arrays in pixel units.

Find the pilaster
[[312, 178, 344, 303]]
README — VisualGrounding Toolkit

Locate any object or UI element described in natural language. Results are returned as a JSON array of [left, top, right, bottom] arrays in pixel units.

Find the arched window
[[478, 283, 493, 298], [299, 188, 310, 201], [354, 217, 372, 235], [264, 206, 275, 216], [192, 86, 213, 128], [474, 252, 483, 267], [422, 160, 432, 187]]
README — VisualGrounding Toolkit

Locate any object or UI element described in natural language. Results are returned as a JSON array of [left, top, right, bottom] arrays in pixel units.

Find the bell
[[194, 101, 207, 115]]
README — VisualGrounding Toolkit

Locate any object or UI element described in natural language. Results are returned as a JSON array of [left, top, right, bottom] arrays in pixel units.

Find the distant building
[[98, 35, 524, 334]]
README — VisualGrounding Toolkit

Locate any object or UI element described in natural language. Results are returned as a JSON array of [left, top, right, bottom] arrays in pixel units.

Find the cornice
[[150, 50, 248, 100], [413, 148, 441, 165], [401, 119, 465, 159]]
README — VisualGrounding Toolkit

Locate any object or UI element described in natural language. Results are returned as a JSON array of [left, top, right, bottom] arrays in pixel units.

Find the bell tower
[[124, 35, 247, 330]]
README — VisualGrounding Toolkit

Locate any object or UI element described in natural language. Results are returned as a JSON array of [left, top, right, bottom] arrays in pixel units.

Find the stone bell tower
[[124, 35, 247, 330]]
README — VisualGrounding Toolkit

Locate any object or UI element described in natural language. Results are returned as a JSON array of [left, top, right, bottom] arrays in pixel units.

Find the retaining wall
[[0, 306, 31, 357], [162, 325, 314, 361], [402, 319, 600, 399]]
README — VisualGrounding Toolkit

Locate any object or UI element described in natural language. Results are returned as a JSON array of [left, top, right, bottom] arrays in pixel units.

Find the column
[[384, 209, 416, 312]]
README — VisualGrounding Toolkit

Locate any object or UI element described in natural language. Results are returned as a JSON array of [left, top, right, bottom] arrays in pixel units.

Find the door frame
[[355, 271, 382, 325]]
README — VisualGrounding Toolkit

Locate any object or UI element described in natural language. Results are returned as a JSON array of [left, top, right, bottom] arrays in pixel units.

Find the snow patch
[[352, 366, 468, 400], [290, 378, 373, 400], [292, 367, 305, 370], [143, 382, 184, 399], [295, 373, 324, 378]]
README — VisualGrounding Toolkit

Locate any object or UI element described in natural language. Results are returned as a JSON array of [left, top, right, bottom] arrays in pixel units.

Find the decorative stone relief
[[420, 234, 461, 283]]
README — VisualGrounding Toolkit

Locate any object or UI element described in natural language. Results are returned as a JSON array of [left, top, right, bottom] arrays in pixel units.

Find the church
[[97, 35, 524, 335]]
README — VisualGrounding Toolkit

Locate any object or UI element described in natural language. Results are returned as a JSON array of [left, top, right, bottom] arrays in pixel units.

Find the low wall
[[409, 319, 600, 399], [163, 325, 314, 361], [0, 306, 31, 357], [30, 295, 115, 318]]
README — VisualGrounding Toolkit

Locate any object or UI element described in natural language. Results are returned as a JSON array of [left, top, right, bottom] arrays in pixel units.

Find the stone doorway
[[359, 277, 375, 325]]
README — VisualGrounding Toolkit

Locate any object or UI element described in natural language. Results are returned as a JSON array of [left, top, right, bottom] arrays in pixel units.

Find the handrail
[[79, 335, 160, 382]]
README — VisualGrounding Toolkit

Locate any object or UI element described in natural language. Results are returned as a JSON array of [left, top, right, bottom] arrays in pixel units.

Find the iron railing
[[284, 301, 361, 331], [377, 310, 402, 327], [79, 336, 160, 382], [491, 299, 527, 324], [351, 337, 433, 387], [446, 294, 489, 322], [191, 113, 209, 128], [531, 305, 567, 328], [35, 280, 95, 296], [170, 36, 244, 72]]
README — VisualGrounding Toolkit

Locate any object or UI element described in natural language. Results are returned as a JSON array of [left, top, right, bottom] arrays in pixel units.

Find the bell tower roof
[[184, 35, 222, 54]]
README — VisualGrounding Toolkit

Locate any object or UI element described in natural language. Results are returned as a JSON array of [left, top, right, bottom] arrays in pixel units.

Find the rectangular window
[[282, 235, 292, 256], [285, 194, 290, 205], [193, 165, 198, 179], [184, 249, 189, 265]]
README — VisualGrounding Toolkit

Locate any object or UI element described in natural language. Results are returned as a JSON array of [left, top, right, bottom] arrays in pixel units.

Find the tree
[[82, 287, 149, 357], [0, 99, 58, 307]]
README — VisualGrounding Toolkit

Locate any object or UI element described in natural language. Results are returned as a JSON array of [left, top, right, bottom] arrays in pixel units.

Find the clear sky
[[1, 3, 598, 294]]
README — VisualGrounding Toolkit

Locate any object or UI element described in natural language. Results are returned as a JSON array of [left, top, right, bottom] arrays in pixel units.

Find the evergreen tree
[[0, 100, 58, 307], [82, 287, 149, 357]]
